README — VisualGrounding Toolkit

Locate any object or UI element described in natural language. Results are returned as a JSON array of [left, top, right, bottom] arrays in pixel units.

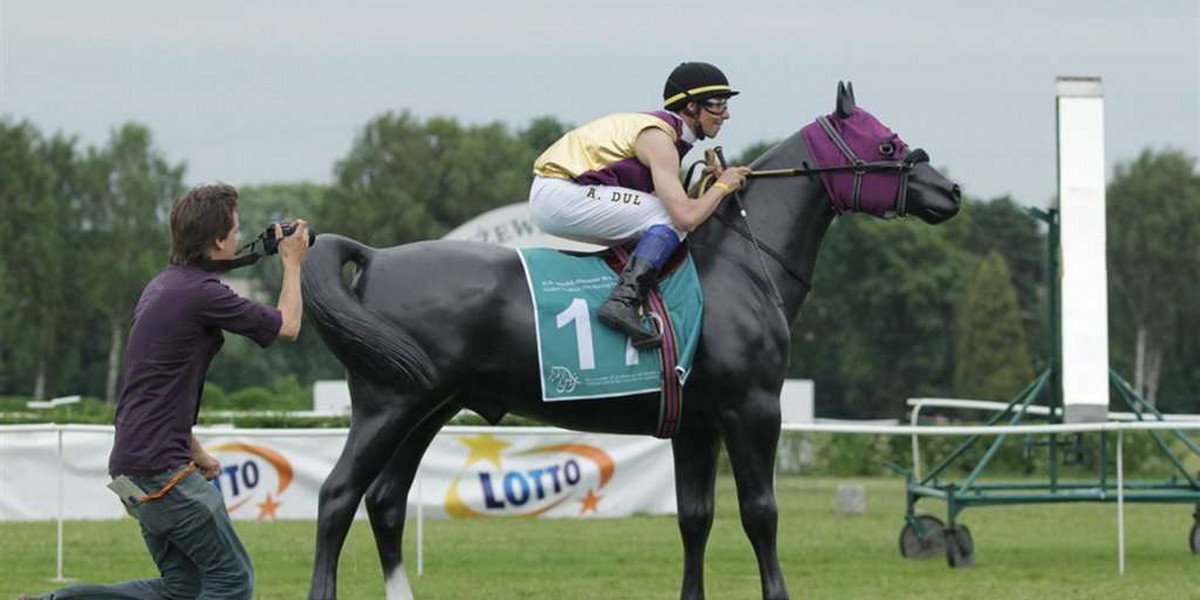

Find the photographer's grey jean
[[47, 468, 254, 600]]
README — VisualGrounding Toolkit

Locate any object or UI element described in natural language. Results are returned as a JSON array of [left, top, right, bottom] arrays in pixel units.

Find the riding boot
[[597, 256, 662, 349]]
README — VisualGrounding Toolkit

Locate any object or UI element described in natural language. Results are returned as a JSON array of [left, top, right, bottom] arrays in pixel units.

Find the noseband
[[808, 115, 927, 217], [749, 115, 930, 218], [694, 111, 930, 314]]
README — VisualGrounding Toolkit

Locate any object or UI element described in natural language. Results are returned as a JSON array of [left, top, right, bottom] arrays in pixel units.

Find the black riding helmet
[[663, 62, 739, 112]]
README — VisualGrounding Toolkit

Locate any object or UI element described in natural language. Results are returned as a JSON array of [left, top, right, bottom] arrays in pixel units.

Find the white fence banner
[[0, 426, 676, 522]]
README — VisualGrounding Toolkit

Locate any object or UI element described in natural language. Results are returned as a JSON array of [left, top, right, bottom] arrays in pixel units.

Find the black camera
[[260, 221, 316, 256]]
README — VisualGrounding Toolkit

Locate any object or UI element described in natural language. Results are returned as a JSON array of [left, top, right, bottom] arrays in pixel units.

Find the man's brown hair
[[169, 184, 239, 266]]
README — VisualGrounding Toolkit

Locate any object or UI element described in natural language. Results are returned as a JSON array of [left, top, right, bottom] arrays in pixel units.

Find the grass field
[[2, 476, 1197, 600]]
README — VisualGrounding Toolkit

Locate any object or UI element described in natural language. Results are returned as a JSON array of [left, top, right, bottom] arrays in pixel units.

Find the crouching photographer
[[20, 184, 310, 600]]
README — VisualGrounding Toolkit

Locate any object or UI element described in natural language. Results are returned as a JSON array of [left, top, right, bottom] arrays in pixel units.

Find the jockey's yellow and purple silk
[[533, 111, 693, 194]]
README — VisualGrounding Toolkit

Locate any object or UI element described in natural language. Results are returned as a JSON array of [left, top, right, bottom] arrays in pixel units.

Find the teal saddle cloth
[[517, 248, 704, 402]]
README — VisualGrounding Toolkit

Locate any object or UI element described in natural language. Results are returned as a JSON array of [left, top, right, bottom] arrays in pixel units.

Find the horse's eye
[[879, 142, 895, 156]]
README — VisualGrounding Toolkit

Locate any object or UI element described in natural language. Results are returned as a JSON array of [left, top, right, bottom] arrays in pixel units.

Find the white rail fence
[[3, 408, 1199, 580]]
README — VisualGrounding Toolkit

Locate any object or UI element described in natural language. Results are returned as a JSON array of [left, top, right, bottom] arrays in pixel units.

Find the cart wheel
[[1189, 520, 1199, 555], [945, 524, 975, 568], [899, 515, 947, 559]]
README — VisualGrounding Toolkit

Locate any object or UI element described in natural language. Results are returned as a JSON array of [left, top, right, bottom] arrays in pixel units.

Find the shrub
[[202, 383, 227, 408], [270, 375, 310, 411], [225, 386, 276, 411]]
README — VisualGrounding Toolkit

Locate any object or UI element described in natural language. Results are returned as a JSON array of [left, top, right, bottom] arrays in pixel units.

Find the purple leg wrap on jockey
[[632, 225, 681, 271]]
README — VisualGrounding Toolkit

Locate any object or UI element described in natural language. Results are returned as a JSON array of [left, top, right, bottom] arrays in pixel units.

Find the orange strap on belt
[[142, 462, 197, 502]]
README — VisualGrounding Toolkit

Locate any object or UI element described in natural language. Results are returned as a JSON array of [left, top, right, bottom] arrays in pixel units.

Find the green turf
[[2, 476, 1197, 599]]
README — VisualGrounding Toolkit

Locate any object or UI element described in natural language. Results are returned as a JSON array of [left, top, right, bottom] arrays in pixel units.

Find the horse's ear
[[836, 81, 855, 118], [847, 81, 856, 104]]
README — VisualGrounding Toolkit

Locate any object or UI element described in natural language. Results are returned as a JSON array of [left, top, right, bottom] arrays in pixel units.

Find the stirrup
[[631, 311, 666, 349], [597, 303, 661, 349]]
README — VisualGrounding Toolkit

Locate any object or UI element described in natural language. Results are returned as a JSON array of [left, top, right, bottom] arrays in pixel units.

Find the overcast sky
[[2, 1, 1197, 208]]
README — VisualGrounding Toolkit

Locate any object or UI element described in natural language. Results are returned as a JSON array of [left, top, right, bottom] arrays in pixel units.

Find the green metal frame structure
[[896, 208, 1200, 567]]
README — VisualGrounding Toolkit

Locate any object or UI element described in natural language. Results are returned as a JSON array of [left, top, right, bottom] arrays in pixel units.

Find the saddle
[[517, 244, 704, 438]]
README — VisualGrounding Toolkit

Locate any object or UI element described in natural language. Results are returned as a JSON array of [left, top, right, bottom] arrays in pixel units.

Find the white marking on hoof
[[385, 564, 414, 600]]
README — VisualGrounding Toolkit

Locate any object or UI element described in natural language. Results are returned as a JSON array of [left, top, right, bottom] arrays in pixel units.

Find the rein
[[688, 149, 807, 308], [709, 149, 789, 312], [708, 209, 811, 292]]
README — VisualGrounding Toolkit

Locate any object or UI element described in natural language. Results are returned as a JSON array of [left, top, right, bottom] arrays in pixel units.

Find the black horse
[[302, 83, 960, 600]]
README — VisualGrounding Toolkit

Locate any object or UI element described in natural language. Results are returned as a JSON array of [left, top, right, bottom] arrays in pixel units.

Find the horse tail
[[301, 234, 435, 391]]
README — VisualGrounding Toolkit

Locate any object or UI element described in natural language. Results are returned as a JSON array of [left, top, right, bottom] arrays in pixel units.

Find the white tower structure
[[1055, 76, 1109, 423]]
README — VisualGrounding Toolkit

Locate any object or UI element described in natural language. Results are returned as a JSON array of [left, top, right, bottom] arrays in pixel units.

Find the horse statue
[[302, 82, 961, 600]]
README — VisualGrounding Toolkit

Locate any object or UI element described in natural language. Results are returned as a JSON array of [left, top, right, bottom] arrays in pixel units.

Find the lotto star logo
[[444, 434, 613, 519], [207, 442, 294, 521]]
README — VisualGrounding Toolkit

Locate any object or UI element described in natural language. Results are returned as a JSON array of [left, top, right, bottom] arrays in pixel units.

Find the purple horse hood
[[800, 107, 910, 217]]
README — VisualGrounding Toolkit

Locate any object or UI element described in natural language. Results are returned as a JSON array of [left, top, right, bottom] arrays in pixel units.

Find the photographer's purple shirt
[[108, 264, 282, 476]]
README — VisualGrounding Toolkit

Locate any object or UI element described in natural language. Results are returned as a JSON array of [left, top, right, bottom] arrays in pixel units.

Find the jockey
[[529, 61, 751, 349]]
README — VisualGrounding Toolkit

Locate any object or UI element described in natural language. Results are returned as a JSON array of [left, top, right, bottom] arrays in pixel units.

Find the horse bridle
[[751, 115, 930, 218], [697, 126, 929, 310]]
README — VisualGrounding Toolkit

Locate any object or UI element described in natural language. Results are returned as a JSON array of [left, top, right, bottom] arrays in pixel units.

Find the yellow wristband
[[712, 181, 731, 195]]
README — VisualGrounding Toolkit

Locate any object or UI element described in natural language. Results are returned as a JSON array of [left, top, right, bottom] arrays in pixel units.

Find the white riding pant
[[528, 176, 685, 246]]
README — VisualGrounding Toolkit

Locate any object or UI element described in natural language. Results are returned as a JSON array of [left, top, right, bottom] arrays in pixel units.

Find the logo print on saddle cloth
[[518, 245, 704, 438]]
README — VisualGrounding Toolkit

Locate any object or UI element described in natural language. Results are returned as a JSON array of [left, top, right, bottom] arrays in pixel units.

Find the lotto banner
[[0, 426, 676, 521]]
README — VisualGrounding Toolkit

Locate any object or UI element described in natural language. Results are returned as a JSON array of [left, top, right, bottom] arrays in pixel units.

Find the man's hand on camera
[[277, 219, 310, 267]]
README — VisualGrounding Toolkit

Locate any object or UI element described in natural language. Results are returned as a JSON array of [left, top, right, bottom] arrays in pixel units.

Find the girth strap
[[611, 246, 683, 439]]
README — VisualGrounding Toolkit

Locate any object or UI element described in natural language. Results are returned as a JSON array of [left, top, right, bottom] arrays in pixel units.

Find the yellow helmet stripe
[[663, 84, 733, 107]]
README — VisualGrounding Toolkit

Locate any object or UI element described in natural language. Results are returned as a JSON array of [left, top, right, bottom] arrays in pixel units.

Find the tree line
[[1, 113, 1197, 417]]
